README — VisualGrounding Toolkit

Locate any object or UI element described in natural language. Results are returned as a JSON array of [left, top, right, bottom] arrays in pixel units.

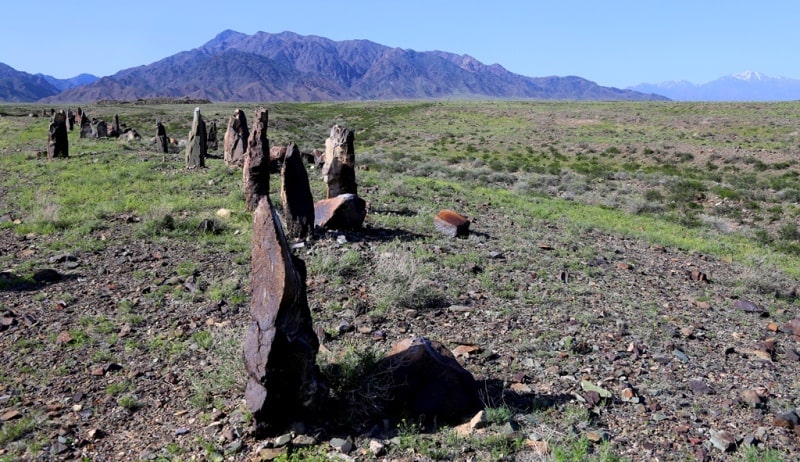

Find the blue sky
[[2, 1, 797, 88]]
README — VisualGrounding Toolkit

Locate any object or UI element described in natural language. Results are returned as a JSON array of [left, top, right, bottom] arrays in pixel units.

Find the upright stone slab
[[280, 143, 315, 239], [111, 114, 121, 137], [224, 109, 249, 167], [243, 108, 270, 212], [66, 108, 75, 131], [207, 120, 218, 151], [95, 120, 108, 138], [322, 125, 356, 198], [156, 119, 169, 153], [185, 107, 207, 169], [47, 111, 69, 159], [243, 144, 320, 433]]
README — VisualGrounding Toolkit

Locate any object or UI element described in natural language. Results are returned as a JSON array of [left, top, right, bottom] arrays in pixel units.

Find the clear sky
[[2, 1, 797, 88]]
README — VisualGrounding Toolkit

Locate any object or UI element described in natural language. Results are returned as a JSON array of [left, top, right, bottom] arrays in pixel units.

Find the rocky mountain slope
[[40, 30, 667, 103]]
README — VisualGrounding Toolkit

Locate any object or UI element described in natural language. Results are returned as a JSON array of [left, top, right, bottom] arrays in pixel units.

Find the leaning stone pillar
[[280, 143, 315, 239]]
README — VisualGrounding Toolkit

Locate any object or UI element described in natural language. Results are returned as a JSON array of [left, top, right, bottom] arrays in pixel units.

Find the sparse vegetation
[[2, 100, 800, 460]]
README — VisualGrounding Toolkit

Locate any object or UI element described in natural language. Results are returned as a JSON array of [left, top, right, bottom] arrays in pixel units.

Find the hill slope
[[0, 63, 61, 102], [44, 30, 667, 103]]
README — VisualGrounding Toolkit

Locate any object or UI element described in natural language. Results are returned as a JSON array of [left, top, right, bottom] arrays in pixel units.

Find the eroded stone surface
[[224, 109, 249, 167], [314, 194, 366, 230], [280, 143, 315, 239], [47, 111, 68, 159], [322, 125, 356, 198], [185, 107, 207, 169], [243, 108, 270, 212]]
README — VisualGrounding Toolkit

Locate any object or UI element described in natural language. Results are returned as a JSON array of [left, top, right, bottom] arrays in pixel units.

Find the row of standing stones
[[222, 107, 481, 435], [46, 108, 147, 159], [44, 104, 481, 434]]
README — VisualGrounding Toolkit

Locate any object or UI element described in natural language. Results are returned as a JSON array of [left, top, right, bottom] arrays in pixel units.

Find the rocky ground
[[2, 186, 800, 461]]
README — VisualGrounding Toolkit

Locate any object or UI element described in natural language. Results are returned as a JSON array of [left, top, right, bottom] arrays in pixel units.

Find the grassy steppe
[[1, 101, 799, 461]]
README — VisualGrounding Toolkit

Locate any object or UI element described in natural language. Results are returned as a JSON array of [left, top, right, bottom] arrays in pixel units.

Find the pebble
[[330, 437, 353, 453], [709, 429, 736, 452]]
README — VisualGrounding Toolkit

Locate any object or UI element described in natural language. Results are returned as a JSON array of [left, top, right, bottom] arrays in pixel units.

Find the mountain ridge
[[30, 30, 665, 103], [628, 71, 800, 101]]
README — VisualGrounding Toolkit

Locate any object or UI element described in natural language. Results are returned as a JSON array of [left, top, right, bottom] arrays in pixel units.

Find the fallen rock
[[314, 194, 366, 230], [33, 268, 61, 283], [434, 210, 470, 238], [376, 337, 481, 424]]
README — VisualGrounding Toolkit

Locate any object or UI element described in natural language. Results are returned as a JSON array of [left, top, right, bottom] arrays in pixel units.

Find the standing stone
[[224, 109, 249, 167], [207, 120, 218, 151], [78, 109, 91, 138], [110, 114, 121, 137], [322, 125, 356, 198], [243, 159, 320, 434], [156, 119, 169, 153], [66, 108, 75, 131], [243, 108, 270, 212], [94, 120, 108, 138], [47, 111, 69, 159], [185, 107, 207, 169], [280, 143, 315, 240]]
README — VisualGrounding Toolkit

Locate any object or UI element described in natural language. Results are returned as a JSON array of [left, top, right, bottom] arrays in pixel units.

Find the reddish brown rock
[[243, 108, 270, 213], [270, 145, 287, 163], [280, 143, 315, 239], [783, 318, 800, 337], [314, 194, 366, 230], [375, 337, 480, 424], [224, 109, 249, 167], [322, 125, 356, 198], [434, 210, 470, 238], [243, 187, 320, 434]]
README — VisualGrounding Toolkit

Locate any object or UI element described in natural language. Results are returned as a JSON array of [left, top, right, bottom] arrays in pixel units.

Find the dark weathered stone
[[94, 119, 108, 138], [280, 143, 315, 239], [110, 114, 121, 137], [185, 107, 207, 169], [243, 108, 270, 212], [376, 337, 480, 424], [224, 109, 249, 167], [156, 119, 169, 153], [243, 193, 320, 434], [47, 111, 68, 159], [314, 194, 366, 230], [207, 120, 218, 151], [434, 210, 470, 238], [322, 125, 356, 198]]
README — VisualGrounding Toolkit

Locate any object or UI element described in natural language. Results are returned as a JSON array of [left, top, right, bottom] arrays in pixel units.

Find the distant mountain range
[[628, 71, 800, 101], [0, 64, 97, 102], [0, 30, 665, 103]]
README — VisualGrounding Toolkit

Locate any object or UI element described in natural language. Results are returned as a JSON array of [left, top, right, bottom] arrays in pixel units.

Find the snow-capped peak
[[732, 70, 765, 81]]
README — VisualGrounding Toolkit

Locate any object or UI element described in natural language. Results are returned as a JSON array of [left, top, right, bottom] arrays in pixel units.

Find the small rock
[[734, 299, 766, 315], [33, 268, 61, 283], [774, 410, 800, 429], [580, 380, 612, 398], [433, 209, 470, 238], [216, 208, 231, 219], [687, 379, 715, 395], [368, 439, 385, 456], [525, 439, 551, 455], [258, 446, 286, 460], [673, 348, 690, 363], [175, 427, 189, 436], [740, 389, 765, 407], [1, 409, 21, 421], [86, 428, 105, 440], [709, 429, 736, 452], [585, 430, 606, 443], [330, 437, 353, 454], [56, 331, 73, 344], [274, 433, 292, 447]]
